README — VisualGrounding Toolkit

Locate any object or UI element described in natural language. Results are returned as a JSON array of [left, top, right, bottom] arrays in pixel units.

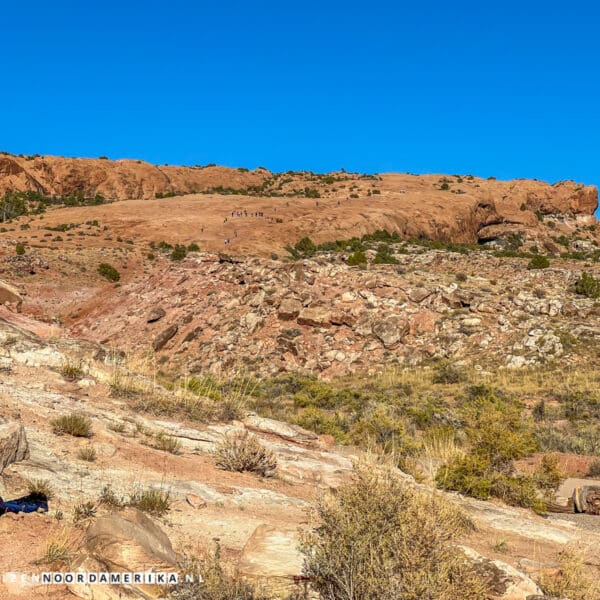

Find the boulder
[[462, 547, 543, 599], [152, 324, 178, 351], [330, 312, 357, 327], [0, 279, 23, 312], [84, 507, 178, 570], [146, 307, 166, 323], [238, 524, 303, 596], [243, 413, 318, 445], [277, 298, 303, 320], [371, 315, 409, 348], [461, 317, 482, 334], [0, 422, 29, 473], [353, 312, 374, 336], [297, 307, 331, 328], [408, 287, 433, 303], [243, 312, 263, 334], [69, 508, 178, 599]]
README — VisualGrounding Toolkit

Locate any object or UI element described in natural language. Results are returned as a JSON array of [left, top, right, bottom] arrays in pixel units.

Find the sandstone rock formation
[[0, 279, 22, 312], [0, 154, 596, 252], [0, 422, 28, 473], [69, 508, 178, 599]]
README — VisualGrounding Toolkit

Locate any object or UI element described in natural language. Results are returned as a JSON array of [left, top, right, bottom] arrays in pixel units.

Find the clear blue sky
[[2, 1, 599, 184]]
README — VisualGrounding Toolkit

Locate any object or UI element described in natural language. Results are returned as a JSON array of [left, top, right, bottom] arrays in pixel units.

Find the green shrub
[[151, 432, 181, 454], [350, 404, 419, 457], [575, 272, 600, 298], [292, 236, 316, 258], [301, 462, 485, 600], [60, 362, 83, 381], [347, 250, 367, 266], [98, 484, 124, 509], [187, 242, 200, 252], [97, 262, 120, 282], [294, 407, 348, 442], [73, 501, 97, 524], [535, 424, 600, 456], [534, 453, 564, 492], [129, 487, 170, 516], [436, 454, 492, 499], [528, 255, 550, 269], [170, 244, 187, 261], [76, 445, 97, 462], [373, 243, 398, 264], [436, 390, 545, 511], [15, 242, 26, 255]]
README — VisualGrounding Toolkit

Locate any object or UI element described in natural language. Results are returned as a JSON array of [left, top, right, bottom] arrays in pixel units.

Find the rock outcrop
[[0, 154, 596, 251], [0, 422, 28, 473], [61, 247, 600, 378], [0, 279, 22, 312]]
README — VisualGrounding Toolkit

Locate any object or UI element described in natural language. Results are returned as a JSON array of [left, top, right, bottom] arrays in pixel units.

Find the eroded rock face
[[0, 155, 596, 248], [0, 155, 269, 201], [0, 422, 29, 473]]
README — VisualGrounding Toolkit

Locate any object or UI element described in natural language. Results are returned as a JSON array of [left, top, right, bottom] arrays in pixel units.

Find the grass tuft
[[51, 413, 93, 437]]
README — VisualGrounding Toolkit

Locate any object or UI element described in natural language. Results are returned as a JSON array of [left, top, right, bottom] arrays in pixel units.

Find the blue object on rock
[[0, 494, 49, 515]]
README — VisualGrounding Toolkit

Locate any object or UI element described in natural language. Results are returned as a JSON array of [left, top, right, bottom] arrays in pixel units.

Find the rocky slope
[[4, 244, 599, 379]]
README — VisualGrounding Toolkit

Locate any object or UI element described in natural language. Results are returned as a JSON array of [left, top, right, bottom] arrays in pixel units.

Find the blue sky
[[2, 1, 599, 184]]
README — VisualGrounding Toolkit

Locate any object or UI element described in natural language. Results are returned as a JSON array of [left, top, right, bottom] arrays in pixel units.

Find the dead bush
[[214, 431, 277, 477], [537, 546, 600, 600], [168, 543, 274, 600]]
